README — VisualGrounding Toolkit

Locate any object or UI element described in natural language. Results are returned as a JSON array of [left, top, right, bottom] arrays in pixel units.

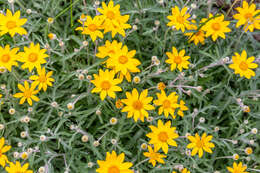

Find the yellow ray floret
[[91, 69, 122, 100], [5, 161, 33, 173], [96, 150, 133, 173], [0, 45, 20, 71], [0, 137, 11, 167], [229, 50, 258, 79], [143, 145, 167, 167], [146, 120, 179, 154], [227, 162, 248, 173], [0, 9, 27, 37], [121, 88, 154, 122]]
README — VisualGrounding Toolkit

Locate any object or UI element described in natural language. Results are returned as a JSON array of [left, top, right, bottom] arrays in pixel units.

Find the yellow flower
[[146, 120, 179, 154], [0, 9, 27, 37], [187, 133, 215, 158], [165, 46, 190, 72], [229, 50, 258, 79], [98, 0, 131, 37], [91, 69, 122, 100], [185, 20, 205, 45], [121, 88, 154, 122], [233, 1, 260, 32], [115, 99, 123, 109], [143, 145, 166, 167], [75, 15, 104, 42], [5, 161, 33, 173], [201, 13, 231, 41], [18, 42, 48, 72], [227, 162, 248, 173], [13, 81, 39, 106], [0, 137, 11, 167], [96, 150, 133, 173], [29, 67, 55, 91], [0, 45, 19, 71], [96, 40, 123, 59], [181, 168, 191, 173], [177, 100, 188, 117], [167, 6, 191, 32], [157, 82, 166, 90], [106, 45, 141, 82], [153, 90, 179, 118]]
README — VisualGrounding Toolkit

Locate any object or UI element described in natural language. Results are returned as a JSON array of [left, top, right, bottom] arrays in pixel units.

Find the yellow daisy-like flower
[[0, 10, 27, 37], [5, 161, 33, 173], [165, 46, 190, 72], [91, 69, 122, 100], [233, 1, 260, 32], [0, 45, 19, 71], [106, 45, 141, 82], [143, 145, 166, 167], [201, 13, 231, 41], [76, 15, 104, 42], [96, 40, 123, 59], [177, 100, 188, 117], [229, 50, 258, 79], [29, 67, 55, 91], [13, 81, 39, 106], [187, 133, 215, 158], [181, 168, 191, 173], [96, 150, 133, 173], [167, 6, 191, 32], [153, 90, 179, 119], [98, 0, 131, 37], [0, 137, 11, 167], [227, 162, 248, 173], [121, 88, 155, 122], [18, 42, 48, 72], [185, 20, 205, 45], [146, 120, 179, 154]]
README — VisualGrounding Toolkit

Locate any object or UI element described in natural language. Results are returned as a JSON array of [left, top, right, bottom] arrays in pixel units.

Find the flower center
[[101, 80, 111, 90], [195, 30, 202, 36], [24, 90, 32, 98], [88, 24, 97, 32], [118, 56, 128, 64], [108, 166, 120, 173], [163, 100, 171, 108], [196, 140, 204, 148], [239, 61, 248, 71], [174, 56, 182, 64], [28, 53, 38, 62], [6, 21, 17, 29], [107, 11, 115, 20], [132, 100, 143, 110], [158, 132, 168, 142], [177, 15, 184, 24], [211, 22, 221, 31], [244, 13, 253, 20], [39, 75, 46, 82], [1, 54, 10, 63], [108, 50, 115, 54]]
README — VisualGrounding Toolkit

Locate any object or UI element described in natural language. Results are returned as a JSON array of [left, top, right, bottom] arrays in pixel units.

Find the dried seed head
[[251, 128, 258, 134], [109, 117, 118, 125], [20, 152, 29, 160], [111, 139, 117, 145], [38, 167, 46, 173], [67, 103, 74, 110], [0, 124, 4, 130], [78, 74, 85, 80], [96, 109, 101, 116], [20, 131, 27, 138], [81, 135, 89, 142], [233, 154, 239, 160], [9, 108, 15, 115], [51, 101, 58, 108], [140, 143, 147, 150], [93, 141, 100, 147], [13, 152, 19, 158], [26, 9, 32, 14], [47, 17, 54, 24], [133, 76, 141, 84], [40, 135, 46, 141], [133, 25, 138, 30], [245, 147, 253, 155]]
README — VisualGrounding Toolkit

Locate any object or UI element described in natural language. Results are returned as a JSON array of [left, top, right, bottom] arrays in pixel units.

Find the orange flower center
[[239, 61, 248, 71], [163, 100, 171, 108], [195, 30, 202, 36], [158, 132, 168, 142], [107, 11, 115, 20], [196, 140, 204, 148], [177, 15, 184, 24], [118, 56, 128, 64], [174, 56, 182, 64], [108, 166, 120, 173], [88, 24, 97, 32], [211, 22, 221, 31], [108, 50, 115, 54], [39, 75, 46, 82], [28, 53, 38, 62], [24, 90, 32, 98], [244, 13, 253, 20], [1, 54, 10, 63], [101, 80, 111, 90], [6, 21, 17, 29], [132, 100, 143, 110]]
